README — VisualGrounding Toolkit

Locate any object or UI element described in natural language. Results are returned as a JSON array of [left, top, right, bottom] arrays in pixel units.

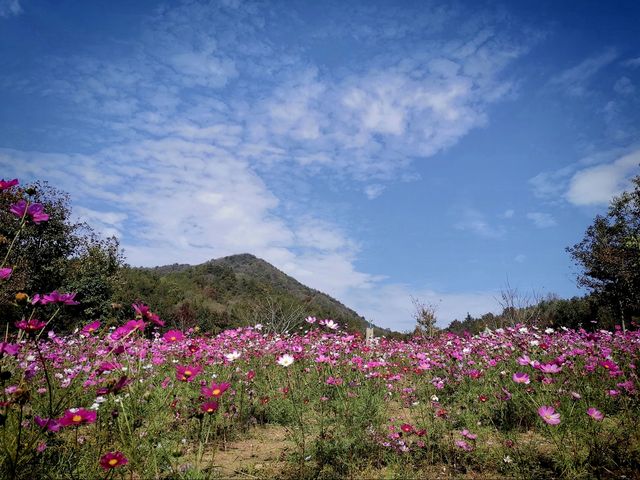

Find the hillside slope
[[117, 253, 378, 334]]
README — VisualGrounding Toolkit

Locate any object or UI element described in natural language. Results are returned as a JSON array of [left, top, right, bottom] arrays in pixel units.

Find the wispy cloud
[[526, 212, 557, 228], [0, 0, 21, 18], [565, 149, 640, 206], [454, 208, 505, 239], [549, 48, 618, 96]]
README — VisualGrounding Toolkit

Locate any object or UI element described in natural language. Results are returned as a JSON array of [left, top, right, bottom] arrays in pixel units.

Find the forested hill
[[117, 253, 381, 334]]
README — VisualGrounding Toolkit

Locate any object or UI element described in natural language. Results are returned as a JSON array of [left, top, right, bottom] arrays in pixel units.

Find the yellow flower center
[[72, 415, 83, 423], [212, 388, 221, 396], [170, 336, 176, 341], [184, 370, 192, 376], [207, 407, 214, 412], [108, 459, 118, 466]]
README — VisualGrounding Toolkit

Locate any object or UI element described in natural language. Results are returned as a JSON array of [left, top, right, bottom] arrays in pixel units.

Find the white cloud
[[364, 184, 385, 199], [622, 57, 640, 68], [454, 208, 505, 238], [0, 0, 21, 17], [613, 76, 635, 95], [565, 149, 640, 206], [549, 49, 617, 96], [501, 209, 515, 219], [526, 212, 557, 228]]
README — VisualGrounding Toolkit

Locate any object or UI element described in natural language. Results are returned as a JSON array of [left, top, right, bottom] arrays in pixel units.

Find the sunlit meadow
[[1, 179, 639, 479]]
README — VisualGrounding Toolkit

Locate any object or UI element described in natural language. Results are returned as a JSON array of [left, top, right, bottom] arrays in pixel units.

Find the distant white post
[[365, 327, 374, 345]]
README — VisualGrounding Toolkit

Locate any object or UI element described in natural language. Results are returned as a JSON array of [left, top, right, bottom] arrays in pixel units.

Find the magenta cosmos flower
[[512, 372, 530, 384], [587, 407, 604, 421], [163, 330, 184, 342], [175, 365, 203, 382], [0, 178, 18, 190], [15, 318, 46, 332], [9, 200, 49, 224], [538, 405, 561, 425], [82, 320, 101, 335], [99, 451, 128, 470], [201, 381, 230, 398], [0, 268, 12, 280], [59, 408, 97, 427], [201, 401, 219, 414]]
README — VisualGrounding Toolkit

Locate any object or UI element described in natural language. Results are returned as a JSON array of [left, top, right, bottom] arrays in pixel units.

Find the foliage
[[0, 180, 125, 330], [116, 254, 370, 334], [567, 175, 640, 328]]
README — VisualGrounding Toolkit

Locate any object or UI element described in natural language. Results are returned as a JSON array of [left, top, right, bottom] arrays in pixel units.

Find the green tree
[[0, 181, 125, 329], [567, 175, 640, 330]]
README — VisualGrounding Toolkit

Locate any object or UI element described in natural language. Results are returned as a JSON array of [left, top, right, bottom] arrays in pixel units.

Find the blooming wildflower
[[82, 321, 100, 335], [305, 316, 317, 324], [538, 405, 561, 425], [38, 291, 79, 305], [9, 200, 49, 224], [0, 268, 12, 280], [320, 319, 339, 330], [0, 342, 19, 357], [587, 407, 604, 421], [400, 423, 414, 433], [201, 382, 230, 398], [538, 363, 562, 374], [59, 408, 97, 427], [15, 318, 46, 332], [201, 401, 219, 414], [175, 365, 202, 382], [503, 455, 513, 463], [34, 416, 61, 432], [461, 429, 477, 440], [163, 330, 184, 342], [277, 354, 295, 367], [455, 439, 473, 451], [132, 302, 164, 326], [225, 351, 241, 362], [99, 451, 128, 470], [0, 178, 18, 190], [512, 372, 530, 384]]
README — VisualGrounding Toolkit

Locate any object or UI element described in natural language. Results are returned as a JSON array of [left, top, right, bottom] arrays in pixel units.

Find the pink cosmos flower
[[512, 372, 530, 384], [132, 302, 164, 326], [455, 439, 473, 451], [460, 429, 477, 440], [59, 408, 97, 427], [400, 423, 414, 433], [0, 178, 18, 190], [82, 321, 100, 335], [99, 451, 128, 470], [15, 318, 46, 332], [201, 381, 230, 398], [587, 407, 604, 421], [538, 363, 562, 374], [34, 415, 61, 432], [9, 200, 49, 224], [175, 365, 202, 382], [201, 401, 219, 414], [163, 330, 184, 342], [0, 342, 19, 357], [538, 405, 561, 425], [110, 319, 146, 340], [32, 291, 79, 305], [0, 268, 12, 280]]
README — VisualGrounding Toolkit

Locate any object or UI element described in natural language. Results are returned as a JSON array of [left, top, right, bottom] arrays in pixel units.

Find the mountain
[[116, 253, 383, 334]]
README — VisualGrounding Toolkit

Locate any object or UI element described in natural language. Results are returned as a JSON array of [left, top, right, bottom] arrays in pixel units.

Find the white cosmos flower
[[225, 351, 241, 362], [277, 354, 295, 367]]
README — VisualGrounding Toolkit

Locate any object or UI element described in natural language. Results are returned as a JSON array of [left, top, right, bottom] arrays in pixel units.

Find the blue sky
[[1, 0, 639, 331]]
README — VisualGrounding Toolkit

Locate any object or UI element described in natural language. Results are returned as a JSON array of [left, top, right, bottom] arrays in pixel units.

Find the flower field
[[1, 318, 639, 478], [1, 178, 640, 479]]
